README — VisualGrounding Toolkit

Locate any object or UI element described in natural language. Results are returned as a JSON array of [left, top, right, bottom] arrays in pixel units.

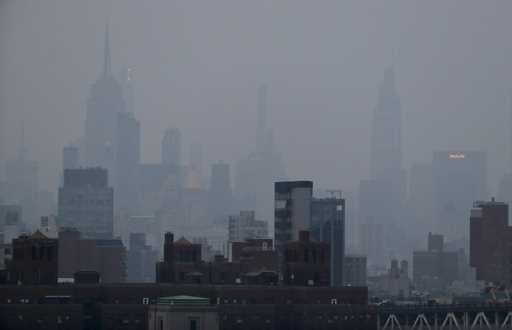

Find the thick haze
[[1, 0, 512, 194]]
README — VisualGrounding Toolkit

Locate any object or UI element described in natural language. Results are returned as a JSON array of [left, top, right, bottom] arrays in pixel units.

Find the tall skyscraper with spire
[[370, 67, 402, 180], [235, 84, 286, 226], [84, 24, 125, 168], [358, 68, 406, 266]]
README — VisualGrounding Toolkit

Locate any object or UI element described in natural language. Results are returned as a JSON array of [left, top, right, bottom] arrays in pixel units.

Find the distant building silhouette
[[433, 150, 486, 246], [84, 24, 125, 168], [115, 111, 140, 212], [208, 162, 232, 225], [359, 68, 406, 266], [234, 85, 286, 223], [162, 128, 182, 167], [62, 145, 79, 170]]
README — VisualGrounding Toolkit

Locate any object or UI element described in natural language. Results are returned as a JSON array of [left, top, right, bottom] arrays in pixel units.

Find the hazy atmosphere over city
[[6, 1, 512, 329], [2, 1, 512, 192]]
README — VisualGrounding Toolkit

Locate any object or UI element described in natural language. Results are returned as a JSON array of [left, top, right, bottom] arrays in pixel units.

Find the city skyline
[[2, 1, 512, 194]]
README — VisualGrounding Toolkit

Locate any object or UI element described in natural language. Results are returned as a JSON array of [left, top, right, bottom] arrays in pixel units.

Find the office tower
[[311, 195, 345, 287], [62, 145, 79, 170], [228, 210, 268, 242], [114, 111, 140, 212], [7, 231, 58, 285], [470, 199, 510, 285], [433, 151, 486, 245], [274, 181, 313, 254], [234, 85, 286, 224], [84, 25, 125, 168], [162, 128, 182, 167], [208, 162, 232, 225], [58, 168, 114, 239]]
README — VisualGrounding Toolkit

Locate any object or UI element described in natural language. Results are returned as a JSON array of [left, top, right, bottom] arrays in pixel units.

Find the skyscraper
[[84, 24, 125, 168], [115, 111, 140, 212], [432, 151, 486, 245], [311, 195, 345, 287], [234, 85, 286, 223], [370, 67, 402, 180], [208, 162, 232, 225], [359, 68, 406, 266], [162, 128, 182, 167], [274, 181, 313, 253], [58, 168, 114, 239]]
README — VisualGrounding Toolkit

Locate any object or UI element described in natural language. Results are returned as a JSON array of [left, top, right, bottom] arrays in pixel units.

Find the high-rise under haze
[[370, 67, 402, 180], [84, 25, 125, 168], [161, 128, 182, 167], [58, 168, 114, 239], [358, 68, 406, 266]]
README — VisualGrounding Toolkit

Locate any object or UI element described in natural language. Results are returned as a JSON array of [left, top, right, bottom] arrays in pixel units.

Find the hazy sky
[[1, 0, 512, 194]]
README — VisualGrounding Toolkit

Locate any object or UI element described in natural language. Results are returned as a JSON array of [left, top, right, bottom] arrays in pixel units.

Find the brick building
[[58, 228, 126, 283], [6, 231, 58, 285], [470, 199, 511, 285], [282, 231, 330, 286]]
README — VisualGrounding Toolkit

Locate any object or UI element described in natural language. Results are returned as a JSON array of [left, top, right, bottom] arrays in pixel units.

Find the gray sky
[[1, 0, 512, 193]]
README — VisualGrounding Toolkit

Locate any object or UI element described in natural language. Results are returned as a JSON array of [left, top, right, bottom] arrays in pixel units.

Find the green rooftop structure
[[157, 295, 210, 306]]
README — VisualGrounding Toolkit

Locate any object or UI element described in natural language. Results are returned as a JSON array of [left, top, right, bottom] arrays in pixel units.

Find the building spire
[[103, 23, 112, 76]]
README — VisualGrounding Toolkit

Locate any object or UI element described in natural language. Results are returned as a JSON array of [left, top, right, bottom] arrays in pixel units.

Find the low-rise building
[[148, 295, 219, 330], [413, 233, 459, 291], [6, 231, 58, 285]]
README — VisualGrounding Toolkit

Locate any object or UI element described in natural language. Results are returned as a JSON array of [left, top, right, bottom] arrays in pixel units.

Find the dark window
[[159, 319, 163, 330], [47, 247, 53, 261], [304, 249, 309, 263], [32, 246, 38, 260], [189, 317, 200, 330]]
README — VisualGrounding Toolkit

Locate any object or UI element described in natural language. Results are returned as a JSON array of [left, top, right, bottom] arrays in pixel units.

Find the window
[[189, 317, 200, 330], [159, 318, 163, 330]]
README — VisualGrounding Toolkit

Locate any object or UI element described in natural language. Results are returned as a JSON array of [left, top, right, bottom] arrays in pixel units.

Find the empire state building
[[84, 25, 125, 168]]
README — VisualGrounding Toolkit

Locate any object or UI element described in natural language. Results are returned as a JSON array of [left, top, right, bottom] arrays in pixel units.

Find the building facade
[[6, 231, 58, 285], [469, 199, 510, 285], [274, 181, 313, 253], [311, 196, 345, 287], [58, 168, 114, 239], [228, 210, 268, 242]]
